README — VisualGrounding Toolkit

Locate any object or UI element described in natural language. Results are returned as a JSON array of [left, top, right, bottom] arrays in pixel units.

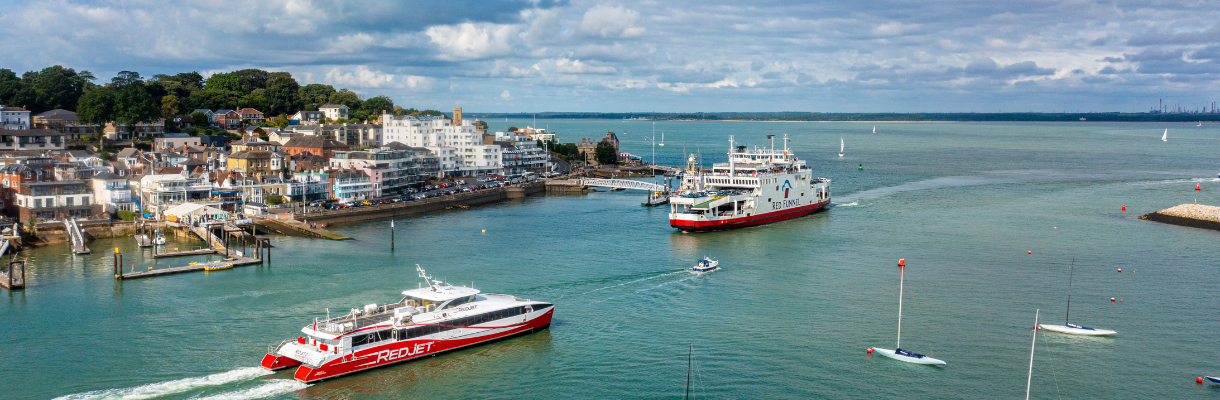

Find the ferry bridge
[[580, 178, 669, 193]]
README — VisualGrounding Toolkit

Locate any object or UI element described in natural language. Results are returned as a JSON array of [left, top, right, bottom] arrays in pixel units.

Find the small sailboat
[[1039, 262, 1117, 336], [659, 132, 665, 146], [872, 259, 947, 366], [872, 126, 876, 133], [692, 257, 719, 273], [839, 137, 844, 157], [1162, 128, 1168, 142], [1199, 121, 1203, 127], [153, 232, 166, 245]]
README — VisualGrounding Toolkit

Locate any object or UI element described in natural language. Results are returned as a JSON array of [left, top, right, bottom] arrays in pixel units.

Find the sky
[[1, 0, 1217, 113]]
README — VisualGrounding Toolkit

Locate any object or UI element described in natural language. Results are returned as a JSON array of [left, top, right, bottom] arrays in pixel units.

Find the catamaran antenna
[[1066, 259, 1074, 324]]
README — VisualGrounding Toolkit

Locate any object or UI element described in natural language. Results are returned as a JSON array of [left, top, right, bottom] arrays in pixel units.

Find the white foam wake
[[194, 379, 310, 400], [835, 201, 859, 207], [56, 367, 272, 400]]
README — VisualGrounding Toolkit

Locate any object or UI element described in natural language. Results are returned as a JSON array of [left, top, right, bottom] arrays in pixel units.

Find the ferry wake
[[668, 134, 831, 232], [260, 265, 554, 383]]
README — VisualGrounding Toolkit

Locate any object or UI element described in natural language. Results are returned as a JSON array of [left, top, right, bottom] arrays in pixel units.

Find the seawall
[[1140, 204, 1220, 231], [300, 182, 545, 225]]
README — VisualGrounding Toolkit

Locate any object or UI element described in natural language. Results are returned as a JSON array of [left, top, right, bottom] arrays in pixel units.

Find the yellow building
[[227, 151, 275, 178]]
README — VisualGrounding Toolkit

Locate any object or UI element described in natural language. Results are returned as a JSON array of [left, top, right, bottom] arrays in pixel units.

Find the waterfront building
[[214, 110, 241, 129], [0, 161, 53, 215], [283, 136, 349, 158], [0, 106, 31, 130], [230, 137, 281, 153], [289, 110, 324, 125], [227, 151, 278, 179], [32, 109, 94, 140], [103, 120, 165, 141], [153, 133, 200, 150], [383, 142, 440, 178], [90, 172, 137, 213], [494, 131, 548, 174], [517, 126, 554, 142], [328, 148, 419, 196], [0, 129, 66, 151], [380, 113, 501, 176], [14, 181, 99, 221], [328, 168, 376, 203], [288, 151, 329, 173], [282, 124, 380, 148], [137, 174, 212, 214], [319, 104, 350, 121], [285, 171, 330, 202]]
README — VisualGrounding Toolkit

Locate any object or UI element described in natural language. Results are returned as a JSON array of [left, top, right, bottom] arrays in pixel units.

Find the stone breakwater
[[1140, 204, 1220, 231]]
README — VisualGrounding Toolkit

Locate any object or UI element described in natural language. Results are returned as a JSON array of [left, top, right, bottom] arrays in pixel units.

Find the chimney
[[453, 107, 463, 125]]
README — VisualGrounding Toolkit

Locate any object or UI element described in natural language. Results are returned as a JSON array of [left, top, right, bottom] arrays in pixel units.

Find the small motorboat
[[153, 232, 167, 245], [204, 261, 234, 272], [872, 347, 946, 366], [692, 258, 719, 273], [1037, 323, 1117, 336]]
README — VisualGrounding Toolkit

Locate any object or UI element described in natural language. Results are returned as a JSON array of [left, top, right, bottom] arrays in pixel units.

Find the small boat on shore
[[692, 257, 719, 273], [204, 262, 234, 272]]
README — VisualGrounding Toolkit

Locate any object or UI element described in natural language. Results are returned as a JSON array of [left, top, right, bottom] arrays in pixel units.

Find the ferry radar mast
[[416, 264, 445, 291]]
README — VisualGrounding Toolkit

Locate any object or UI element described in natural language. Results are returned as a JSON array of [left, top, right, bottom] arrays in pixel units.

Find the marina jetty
[[1140, 204, 1220, 231], [294, 181, 545, 225]]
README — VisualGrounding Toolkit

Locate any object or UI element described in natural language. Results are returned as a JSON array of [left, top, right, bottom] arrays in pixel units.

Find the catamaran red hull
[[670, 199, 830, 232], [260, 353, 302, 371], [292, 308, 554, 383]]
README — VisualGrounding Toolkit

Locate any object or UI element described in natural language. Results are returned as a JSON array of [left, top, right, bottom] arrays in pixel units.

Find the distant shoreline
[[476, 112, 1220, 123]]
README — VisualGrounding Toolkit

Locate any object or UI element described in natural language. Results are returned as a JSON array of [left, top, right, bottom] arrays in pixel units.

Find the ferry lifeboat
[[260, 265, 554, 382], [669, 134, 830, 232]]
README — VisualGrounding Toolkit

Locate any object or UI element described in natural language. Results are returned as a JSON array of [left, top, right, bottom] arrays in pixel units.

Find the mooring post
[[7, 260, 12, 288], [391, 220, 395, 251]]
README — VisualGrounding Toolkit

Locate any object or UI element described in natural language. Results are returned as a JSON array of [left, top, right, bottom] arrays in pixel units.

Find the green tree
[[270, 114, 289, 128], [160, 94, 180, 119], [238, 89, 267, 111], [24, 65, 94, 112], [190, 89, 239, 110], [297, 84, 335, 109], [114, 81, 159, 146], [507, 126, 518, 132], [111, 71, 142, 87], [190, 112, 210, 128], [475, 120, 488, 132], [77, 86, 116, 148], [205, 72, 242, 92], [230, 69, 269, 92], [595, 140, 617, 165], [359, 95, 393, 116], [328, 89, 362, 110], [263, 73, 299, 116], [0, 69, 23, 105]]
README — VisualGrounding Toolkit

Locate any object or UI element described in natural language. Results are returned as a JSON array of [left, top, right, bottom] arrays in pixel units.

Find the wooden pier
[[116, 256, 263, 280], [153, 248, 217, 258], [1, 260, 25, 290]]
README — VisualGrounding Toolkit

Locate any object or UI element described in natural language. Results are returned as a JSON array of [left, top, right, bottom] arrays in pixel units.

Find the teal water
[[7, 121, 1220, 399]]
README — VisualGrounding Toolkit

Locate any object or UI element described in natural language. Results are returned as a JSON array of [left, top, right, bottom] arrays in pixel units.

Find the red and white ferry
[[260, 265, 554, 383], [669, 134, 830, 232]]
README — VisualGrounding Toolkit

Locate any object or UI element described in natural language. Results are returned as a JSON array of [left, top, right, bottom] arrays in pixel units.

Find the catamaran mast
[[684, 343, 692, 400], [1026, 309, 1039, 400], [897, 261, 905, 348], [1066, 261, 1074, 324]]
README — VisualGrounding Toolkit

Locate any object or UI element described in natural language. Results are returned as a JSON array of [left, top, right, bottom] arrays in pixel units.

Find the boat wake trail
[[834, 201, 859, 207], [55, 367, 272, 400], [554, 270, 686, 301], [194, 379, 310, 400], [837, 176, 997, 203]]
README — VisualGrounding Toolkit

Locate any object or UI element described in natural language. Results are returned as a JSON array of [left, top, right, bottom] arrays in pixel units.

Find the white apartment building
[[90, 172, 137, 212], [319, 104, 350, 121], [381, 114, 501, 176], [495, 131, 549, 174], [1, 106, 31, 130]]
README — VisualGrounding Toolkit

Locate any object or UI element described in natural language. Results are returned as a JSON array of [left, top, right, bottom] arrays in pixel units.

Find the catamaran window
[[350, 329, 393, 347], [441, 295, 476, 310]]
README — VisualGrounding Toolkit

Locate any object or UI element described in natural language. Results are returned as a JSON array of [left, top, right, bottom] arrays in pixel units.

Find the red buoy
[[1111, 298, 1116, 302], [1028, 251, 1032, 254], [1196, 184, 1201, 190], [1198, 377, 1204, 384], [867, 348, 874, 354], [898, 259, 905, 267], [1117, 268, 1122, 272], [1122, 204, 1126, 212], [1120, 299, 1123, 302]]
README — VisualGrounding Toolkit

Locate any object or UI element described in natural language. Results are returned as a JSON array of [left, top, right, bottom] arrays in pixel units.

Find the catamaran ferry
[[260, 265, 554, 383], [669, 134, 830, 232]]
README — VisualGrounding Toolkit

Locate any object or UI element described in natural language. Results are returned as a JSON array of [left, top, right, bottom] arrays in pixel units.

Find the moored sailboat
[[871, 259, 946, 366], [839, 137, 844, 157], [1038, 262, 1117, 336]]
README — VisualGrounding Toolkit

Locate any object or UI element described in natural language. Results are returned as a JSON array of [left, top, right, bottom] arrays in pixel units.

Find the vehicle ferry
[[260, 265, 554, 383], [668, 135, 831, 232]]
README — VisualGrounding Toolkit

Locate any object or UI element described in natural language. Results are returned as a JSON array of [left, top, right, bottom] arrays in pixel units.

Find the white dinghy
[[1039, 261, 1117, 336], [872, 259, 947, 366], [1162, 128, 1168, 142]]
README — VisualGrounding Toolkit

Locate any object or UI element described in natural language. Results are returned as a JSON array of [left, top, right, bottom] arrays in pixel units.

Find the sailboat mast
[[1026, 309, 1039, 400], [684, 343, 692, 400], [1066, 262, 1073, 324], [897, 263, 904, 349]]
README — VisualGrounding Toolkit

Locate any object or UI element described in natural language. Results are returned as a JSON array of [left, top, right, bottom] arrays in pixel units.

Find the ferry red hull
[[292, 308, 554, 383], [260, 353, 302, 371], [670, 199, 830, 232]]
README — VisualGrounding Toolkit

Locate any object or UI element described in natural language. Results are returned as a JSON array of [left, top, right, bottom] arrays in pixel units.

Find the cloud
[[534, 58, 618, 74], [579, 4, 645, 38], [1127, 25, 1220, 46], [324, 66, 398, 88], [425, 22, 523, 61], [501, 90, 512, 100]]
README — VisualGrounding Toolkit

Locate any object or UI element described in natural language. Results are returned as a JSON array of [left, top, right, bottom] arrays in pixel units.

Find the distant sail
[[873, 126, 876, 133], [839, 137, 844, 157], [1162, 129, 1168, 142]]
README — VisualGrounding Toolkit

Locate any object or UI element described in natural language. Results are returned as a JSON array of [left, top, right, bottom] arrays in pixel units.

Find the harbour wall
[[300, 182, 545, 225], [1141, 208, 1220, 231]]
